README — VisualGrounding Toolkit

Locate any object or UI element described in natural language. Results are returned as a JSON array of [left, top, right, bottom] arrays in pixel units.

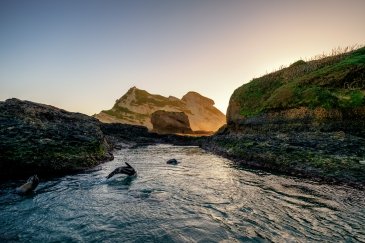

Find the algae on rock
[[0, 98, 113, 179]]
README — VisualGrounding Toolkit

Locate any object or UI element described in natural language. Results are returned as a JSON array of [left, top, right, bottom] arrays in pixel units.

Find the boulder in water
[[166, 159, 180, 165], [15, 175, 39, 194], [106, 162, 137, 179]]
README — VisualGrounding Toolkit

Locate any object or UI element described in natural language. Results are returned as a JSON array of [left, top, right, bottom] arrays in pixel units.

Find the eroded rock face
[[0, 98, 113, 179], [182, 92, 226, 132], [94, 87, 226, 133], [206, 47, 365, 187], [226, 47, 365, 136], [226, 105, 365, 136], [151, 110, 193, 134]]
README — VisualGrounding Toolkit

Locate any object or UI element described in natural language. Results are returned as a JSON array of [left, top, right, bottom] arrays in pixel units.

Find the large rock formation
[[226, 47, 365, 132], [182, 92, 226, 132], [99, 122, 202, 148], [151, 110, 193, 134], [94, 87, 225, 133], [204, 47, 365, 187], [0, 98, 113, 179]]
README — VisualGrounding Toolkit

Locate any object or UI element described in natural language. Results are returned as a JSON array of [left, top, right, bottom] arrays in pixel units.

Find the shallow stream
[[1, 145, 364, 242]]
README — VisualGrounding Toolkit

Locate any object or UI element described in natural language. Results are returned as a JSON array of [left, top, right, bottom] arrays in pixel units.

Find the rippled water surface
[[1, 145, 365, 242]]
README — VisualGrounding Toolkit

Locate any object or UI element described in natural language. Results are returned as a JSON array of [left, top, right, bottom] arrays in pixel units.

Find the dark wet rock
[[166, 159, 179, 165], [202, 131, 365, 188], [106, 162, 136, 179], [15, 175, 39, 194], [151, 110, 193, 134], [0, 98, 113, 179], [99, 122, 203, 147]]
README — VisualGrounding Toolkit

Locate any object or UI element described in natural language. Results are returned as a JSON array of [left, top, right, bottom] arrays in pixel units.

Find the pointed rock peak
[[182, 91, 214, 106], [125, 86, 149, 96], [128, 86, 138, 92], [116, 86, 164, 108], [125, 86, 135, 94]]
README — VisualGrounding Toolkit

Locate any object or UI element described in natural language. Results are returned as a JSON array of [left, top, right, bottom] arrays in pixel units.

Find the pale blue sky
[[1, 0, 365, 114]]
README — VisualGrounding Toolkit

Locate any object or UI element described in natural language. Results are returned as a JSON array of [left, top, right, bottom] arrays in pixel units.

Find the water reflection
[[0, 144, 364, 242]]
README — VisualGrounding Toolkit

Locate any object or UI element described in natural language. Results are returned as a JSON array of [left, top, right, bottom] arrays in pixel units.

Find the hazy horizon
[[1, 0, 365, 115]]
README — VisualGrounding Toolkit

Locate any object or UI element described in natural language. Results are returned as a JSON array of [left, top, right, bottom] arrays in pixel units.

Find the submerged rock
[[0, 98, 113, 179], [106, 162, 137, 179], [166, 159, 180, 165]]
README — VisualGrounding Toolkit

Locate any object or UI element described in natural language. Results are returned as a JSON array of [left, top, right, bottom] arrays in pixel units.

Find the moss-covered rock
[[0, 98, 113, 179], [227, 47, 365, 124], [151, 110, 193, 134], [203, 131, 365, 187], [209, 47, 365, 187]]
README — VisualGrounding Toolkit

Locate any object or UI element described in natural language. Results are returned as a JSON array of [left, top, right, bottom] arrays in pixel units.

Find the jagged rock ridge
[[94, 87, 226, 133]]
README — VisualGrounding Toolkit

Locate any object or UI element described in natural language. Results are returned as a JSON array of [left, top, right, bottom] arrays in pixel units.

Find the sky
[[0, 0, 364, 115]]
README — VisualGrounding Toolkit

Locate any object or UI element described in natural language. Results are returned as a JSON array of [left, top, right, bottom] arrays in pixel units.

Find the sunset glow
[[0, 0, 364, 114]]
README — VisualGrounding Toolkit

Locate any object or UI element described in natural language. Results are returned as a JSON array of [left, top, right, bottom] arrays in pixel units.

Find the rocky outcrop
[[182, 92, 226, 132], [0, 98, 113, 179], [203, 130, 365, 187], [94, 87, 225, 133], [227, 47, 365, 130], [204, 47, 365, 187], [99, 123, 203, 148], [227, 106, 365, 136], [151, 110, 193, 134]]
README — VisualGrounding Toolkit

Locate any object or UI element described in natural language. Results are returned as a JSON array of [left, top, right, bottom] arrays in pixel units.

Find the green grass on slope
[[129, 89, 187, 109], [103, 107, 149, 122], [232, 47, 365, 117], [102, 88, 191, 121]]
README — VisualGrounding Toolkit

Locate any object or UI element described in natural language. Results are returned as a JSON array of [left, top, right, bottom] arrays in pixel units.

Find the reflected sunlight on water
[[1, 145, 364, 242]]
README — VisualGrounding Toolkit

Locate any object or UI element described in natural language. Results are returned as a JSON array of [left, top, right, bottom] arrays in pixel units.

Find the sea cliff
[[94, 87, 226, 133], [203, 47, 365, 187]]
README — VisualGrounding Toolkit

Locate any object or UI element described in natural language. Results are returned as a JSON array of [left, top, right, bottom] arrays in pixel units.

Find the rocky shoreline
[[209, 47, 365, 189], [201, 131, 365, 189], [0, 98, 201, 180], [201, 106, 365, 189], [0, 99, 113, 179], [102, 118, 365, 189], [1, 98, 364, 189], [99, 122, 202, 149]]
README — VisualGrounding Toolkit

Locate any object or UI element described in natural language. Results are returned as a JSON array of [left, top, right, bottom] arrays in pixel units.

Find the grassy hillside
[[113, 88, 186, 110], [99, 88, 184, 123], [103, 107, 149, 123], [231, 46, 365, 117]]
